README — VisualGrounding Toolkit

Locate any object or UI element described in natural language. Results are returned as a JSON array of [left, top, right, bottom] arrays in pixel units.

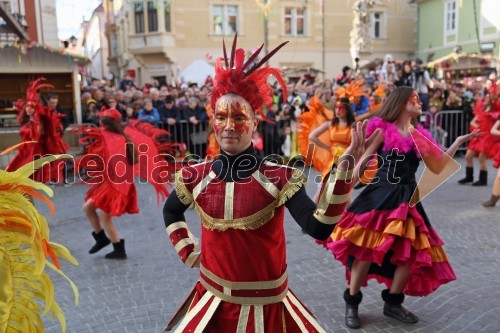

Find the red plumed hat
[[210, 34, 288, 122], [15, 78, 54, 123], [99, 108, 122, 120]]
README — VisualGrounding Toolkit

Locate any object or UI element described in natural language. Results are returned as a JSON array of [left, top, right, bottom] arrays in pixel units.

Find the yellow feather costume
[[0, 150, 78, 333]]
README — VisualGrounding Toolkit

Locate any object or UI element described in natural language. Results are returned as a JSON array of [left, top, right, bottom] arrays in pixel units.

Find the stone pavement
[[40, 158, 500, 333]]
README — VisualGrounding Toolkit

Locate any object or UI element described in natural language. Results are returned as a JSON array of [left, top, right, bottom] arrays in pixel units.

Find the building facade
[[417, 0, 500, 61], [104, 0, 417, 86], [0, 0, 58, 47], [84, 4, 110, 81]]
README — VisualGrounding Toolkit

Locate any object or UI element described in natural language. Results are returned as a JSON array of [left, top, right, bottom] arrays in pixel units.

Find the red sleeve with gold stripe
[[166, 221, 200, 268], [313, 166, 354, 225]]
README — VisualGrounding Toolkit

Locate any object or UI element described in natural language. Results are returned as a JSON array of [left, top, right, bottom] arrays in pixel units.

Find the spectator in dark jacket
[[47, 93, 74, 130]]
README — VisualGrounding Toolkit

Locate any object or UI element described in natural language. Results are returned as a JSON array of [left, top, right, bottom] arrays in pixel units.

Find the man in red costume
[[162, 35, 379, 332]]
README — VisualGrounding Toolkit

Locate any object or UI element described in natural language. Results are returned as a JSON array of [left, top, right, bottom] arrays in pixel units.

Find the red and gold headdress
[[210, 34, 288, 122], [15, 78, 54, 123], [334, 79, 367, 104], [99, 108, 122, 120]]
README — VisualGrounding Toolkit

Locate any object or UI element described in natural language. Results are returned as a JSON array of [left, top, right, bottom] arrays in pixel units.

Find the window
[[444, 0, 457, 35], [147, 1, 158, 32], [134, 2, 144, 34], [164, 1, 171, 32], [370, 12, 383, 38], [212, 5, 238, 35], [284, 7, 306, 36]]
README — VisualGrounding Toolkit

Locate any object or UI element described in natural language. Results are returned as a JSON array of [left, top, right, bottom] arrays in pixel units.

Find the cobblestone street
[[41, 158, 500, 333]]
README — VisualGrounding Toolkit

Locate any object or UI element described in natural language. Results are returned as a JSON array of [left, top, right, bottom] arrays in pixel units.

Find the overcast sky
[[56, 0, 102, 40]]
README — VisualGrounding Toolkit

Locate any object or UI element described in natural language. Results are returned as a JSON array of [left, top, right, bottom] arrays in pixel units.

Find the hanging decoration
[[255, 0, 272, 17]]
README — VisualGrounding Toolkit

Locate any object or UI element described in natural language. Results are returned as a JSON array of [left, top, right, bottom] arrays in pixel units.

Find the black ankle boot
[[89, 230, 111, 254], [457, 167, 473, 184], [472, 170, 487, 186], [105, 239, 127, 259], [344, 288, 362, 329], [381, 289, 418, 324]]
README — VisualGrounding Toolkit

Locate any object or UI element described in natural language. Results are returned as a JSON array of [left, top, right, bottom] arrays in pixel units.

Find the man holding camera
[[412, 59, 431, 111]]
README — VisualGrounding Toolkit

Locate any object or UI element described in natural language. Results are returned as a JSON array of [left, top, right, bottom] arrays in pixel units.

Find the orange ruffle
[[331, 217, 448, 261]]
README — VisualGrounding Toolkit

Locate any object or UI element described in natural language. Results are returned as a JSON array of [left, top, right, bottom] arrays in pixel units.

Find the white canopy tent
[[179, 59, 215, 87]]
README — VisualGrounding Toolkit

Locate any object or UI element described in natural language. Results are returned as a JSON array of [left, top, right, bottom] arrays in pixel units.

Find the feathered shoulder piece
[[0, 147, 78, 333], [335, 79, 368, 104], [15, 78, 54, 123], [366, 117, 442, 159], [210, 33, 288, 122]]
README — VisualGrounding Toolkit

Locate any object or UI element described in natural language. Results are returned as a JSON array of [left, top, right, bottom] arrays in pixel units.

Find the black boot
[[457, 167, 473, 184], [105, 239, 127, 259], [382, 289, 418, 324], [89, 230, 111, 254], [344, 288, 362, 329], [472, 170, 488, 186]]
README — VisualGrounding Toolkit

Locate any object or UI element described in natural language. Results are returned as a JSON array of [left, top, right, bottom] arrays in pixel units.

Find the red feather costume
[[73, 110, 173, 216], [8, 78, 68, 183]]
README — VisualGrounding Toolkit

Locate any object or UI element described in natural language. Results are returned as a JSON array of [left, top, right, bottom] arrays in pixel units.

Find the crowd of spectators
[[78, 54, 497, 158]]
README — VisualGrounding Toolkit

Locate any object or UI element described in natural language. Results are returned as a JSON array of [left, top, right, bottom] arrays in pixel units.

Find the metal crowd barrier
[[419, 110, 469, 151]]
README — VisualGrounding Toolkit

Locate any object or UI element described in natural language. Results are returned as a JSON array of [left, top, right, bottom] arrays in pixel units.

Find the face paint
[[409, 91, 422, 107], [335, 102, 346, 118], [213, 96, 253, 136]]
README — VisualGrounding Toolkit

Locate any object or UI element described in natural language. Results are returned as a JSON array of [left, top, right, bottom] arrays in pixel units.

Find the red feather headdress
[[15, 78, 54, 123], [210, 34, 288, 122], [99, 108, 122, 120]]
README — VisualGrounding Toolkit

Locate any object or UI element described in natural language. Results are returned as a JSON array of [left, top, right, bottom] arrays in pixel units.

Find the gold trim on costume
[[329, 193, 350, 204], [288, 292, 326, 333], [336, 168, 354, 180], [253, 171, 280, 198], [185, 251, 200, 268], [236, 305, 250, 333], [199, 279, 288, 305], [313, 212, 342, 225], [200, 265, 288, 289], [166, 221, 188, 235], [254, 305, 264, 333], [277, 168, 308, 206], [194, 296, 222, 333], [224, 182, 235, 220], [174, 171, 194, 206], [193, 171, 216, 199], [174, 238, 197, 253], [174, 291, 213, 333], [283, 297, 308, 331], [198, 204, 276, 231]]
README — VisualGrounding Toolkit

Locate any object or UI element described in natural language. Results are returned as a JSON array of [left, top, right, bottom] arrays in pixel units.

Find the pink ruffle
[[366, 117, 442, 159], [346, 260, 456, 297], [326, 203, 455, 296]]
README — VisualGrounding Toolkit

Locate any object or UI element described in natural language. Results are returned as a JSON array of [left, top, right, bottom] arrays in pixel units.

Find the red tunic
[[171, 161, 326, 332], [8, 120, 63, 183]]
